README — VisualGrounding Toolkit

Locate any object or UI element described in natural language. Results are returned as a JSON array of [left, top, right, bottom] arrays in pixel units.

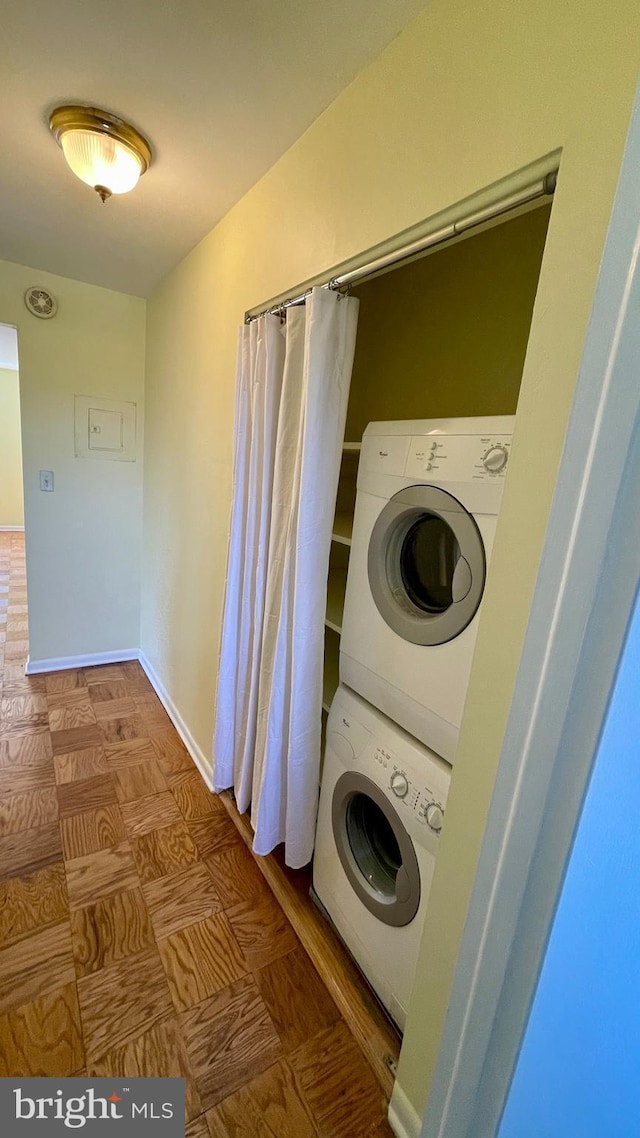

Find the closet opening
[[324, 192, 553, 714]]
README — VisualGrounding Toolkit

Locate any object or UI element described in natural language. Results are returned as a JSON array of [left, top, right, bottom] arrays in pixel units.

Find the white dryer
[[313, 685, 450, 1031], [340, 416, 514, 762]]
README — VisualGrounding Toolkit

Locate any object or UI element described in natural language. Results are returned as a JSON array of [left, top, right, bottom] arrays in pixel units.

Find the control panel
[[404, 434, 512, 483], [372, 745, 447, 834]]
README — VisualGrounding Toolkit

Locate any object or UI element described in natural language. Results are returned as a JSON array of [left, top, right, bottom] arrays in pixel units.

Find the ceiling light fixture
[[49, 105, 152, 203]]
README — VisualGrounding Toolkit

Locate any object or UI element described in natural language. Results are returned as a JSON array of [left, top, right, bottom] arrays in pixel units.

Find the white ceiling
[[0, 324, 19, 370], [0, 0, 427, 298]]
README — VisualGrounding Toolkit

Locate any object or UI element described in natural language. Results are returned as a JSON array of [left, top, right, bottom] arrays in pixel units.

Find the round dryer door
[[368, 484, 486, 646], [332, 771, 420, 927]]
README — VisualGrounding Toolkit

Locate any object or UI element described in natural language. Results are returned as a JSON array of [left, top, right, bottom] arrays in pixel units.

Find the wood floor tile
[[255, 945, 341, 1052], [87, 680, 129, 703], [93, 697, 138, 721], [99, 716, 146, 745], [188, 813, 243, 860], [1, 693, 47, 720], [54, 746, 109, 785], [89, 1016, 202, 1123], [60, 803, 126, 860], [0, 821, 62, 879], [71, 886, 155, 976], [46, 686, 92, 708], [65, 841, 139, 910], [142, 863, 221, 939], [45, 669, 85, 694], [131, 821, 200, 884], [134, 696, 173, 732], [159, 912, 247, 1013], [179, 975, 283, 1110], [4, 638, 29, 661], [185, 1118, 210, 1138], [6, 616, 28, 633], [0, 785, 59, 836], [83, 664, 128, 684], [77, 948, 173, 1062], [171, 771, 219, 820], [225, 892, 298, 971], [151, 731, 194, 777], [105, 737, 158, 769], [0, 759, 55, 797], [206, 844, 272, 909], [51, 724, 103, 755], [57, 773, 118, 817], [0, 920, 75, 1013], [0, 712, 49, 735], [0, 862, 69, 946], [289, 1021, 388, 1138], [112, 758, 168, 804], [206, 1059, 317, 1138], [0, 982, 83, 1076], [49, 699, 97, 732], [120, 791, 183, 837], [2, 673, 46, 697], [0, 728, 52, 766]]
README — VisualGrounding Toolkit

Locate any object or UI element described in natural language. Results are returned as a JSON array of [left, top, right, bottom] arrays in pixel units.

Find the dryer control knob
[[482, 446, 508, 473], [390, 772, 409, 798], [426, 803, 444, 832]]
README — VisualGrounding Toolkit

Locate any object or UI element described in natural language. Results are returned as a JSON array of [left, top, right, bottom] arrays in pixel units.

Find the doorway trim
[[419, 86, 640, 1138]]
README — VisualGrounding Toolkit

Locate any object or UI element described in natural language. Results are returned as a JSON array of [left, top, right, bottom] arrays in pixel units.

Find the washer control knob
[[390, 771, 409, 798], [425, 462, 434, 471], [482, 446, 508, 473], [426, 803, 444, 832]]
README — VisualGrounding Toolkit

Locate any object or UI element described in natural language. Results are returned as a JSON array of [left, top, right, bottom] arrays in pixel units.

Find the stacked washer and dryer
[[313, 416, 514, 1030]]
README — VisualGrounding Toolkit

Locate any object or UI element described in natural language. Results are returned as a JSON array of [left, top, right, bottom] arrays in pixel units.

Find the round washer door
[[332, 771, 420, 927], [368, 484, 486, 646]]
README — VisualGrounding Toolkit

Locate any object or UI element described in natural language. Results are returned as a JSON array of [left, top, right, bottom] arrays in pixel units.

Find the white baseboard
[[0, 525, 24, 532], [388, 1082, 422, 1138], [25, 649, 138, 675], [138, 652, 213, 788]]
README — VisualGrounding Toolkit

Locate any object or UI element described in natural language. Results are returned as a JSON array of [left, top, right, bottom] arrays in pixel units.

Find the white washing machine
[[340, 416, 514, 762], [313, 685, 450, 1031]]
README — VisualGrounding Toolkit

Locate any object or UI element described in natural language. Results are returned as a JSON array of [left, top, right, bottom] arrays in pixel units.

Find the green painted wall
[[346, 204, 551, 440]]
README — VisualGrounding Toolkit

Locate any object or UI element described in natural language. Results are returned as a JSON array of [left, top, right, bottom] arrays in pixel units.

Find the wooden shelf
[[332, 512, 353, 546], [342, 441, 361, 453], [325, 567, 348, 634]]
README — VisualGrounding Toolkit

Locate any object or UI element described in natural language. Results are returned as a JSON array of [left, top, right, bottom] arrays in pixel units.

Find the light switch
[[39, 470, 54, 492]]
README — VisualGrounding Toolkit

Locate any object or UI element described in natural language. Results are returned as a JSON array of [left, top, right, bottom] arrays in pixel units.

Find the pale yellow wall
[[0, 260, 145, 663], [141, 0, 640, 1120], [0, 366, 24, 528], [346, 204, 551, 439]]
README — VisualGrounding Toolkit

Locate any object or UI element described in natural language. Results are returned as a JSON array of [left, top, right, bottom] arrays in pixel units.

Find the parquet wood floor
[[0, 533, 394, 1135]]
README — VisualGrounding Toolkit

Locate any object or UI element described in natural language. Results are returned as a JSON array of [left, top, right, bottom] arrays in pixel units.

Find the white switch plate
[[39, 470, 54, 492]]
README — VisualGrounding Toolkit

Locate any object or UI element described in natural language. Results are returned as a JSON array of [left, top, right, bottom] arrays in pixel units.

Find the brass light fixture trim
[[49, 105, 152, 202]]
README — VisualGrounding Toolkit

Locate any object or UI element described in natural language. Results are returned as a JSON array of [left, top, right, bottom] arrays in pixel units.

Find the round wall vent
[[24, 286, 58, 320]]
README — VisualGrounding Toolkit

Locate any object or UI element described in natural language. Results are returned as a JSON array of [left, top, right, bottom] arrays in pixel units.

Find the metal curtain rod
[[245, 171, 557, 323]]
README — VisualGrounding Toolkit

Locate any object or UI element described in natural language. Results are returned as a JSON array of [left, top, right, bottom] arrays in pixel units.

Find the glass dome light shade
[[60, 128, 143, 195]]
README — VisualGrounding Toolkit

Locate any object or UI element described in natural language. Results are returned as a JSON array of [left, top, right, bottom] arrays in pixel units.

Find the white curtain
[[213, 288, 359, 867]]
